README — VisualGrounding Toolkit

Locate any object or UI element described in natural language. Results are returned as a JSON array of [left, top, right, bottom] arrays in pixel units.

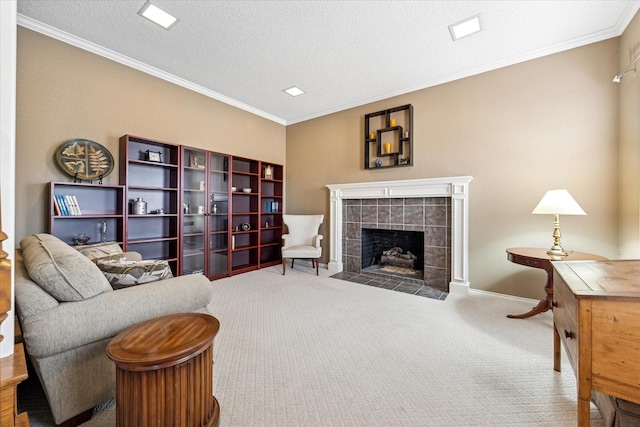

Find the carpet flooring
[[22, 265, 604, 426]]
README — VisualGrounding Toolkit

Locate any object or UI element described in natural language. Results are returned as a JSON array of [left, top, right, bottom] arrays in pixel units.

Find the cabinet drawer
[[554, 271, 578, 318], [554, 282, 578, 372]]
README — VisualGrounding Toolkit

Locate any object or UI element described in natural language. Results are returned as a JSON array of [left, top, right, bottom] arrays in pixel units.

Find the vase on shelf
[[100, 220, 107, 242]]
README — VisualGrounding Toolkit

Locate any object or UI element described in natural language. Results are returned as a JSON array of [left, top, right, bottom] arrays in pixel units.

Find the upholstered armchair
[[281, 214, 324, 275], [14, 234, 213, 425]]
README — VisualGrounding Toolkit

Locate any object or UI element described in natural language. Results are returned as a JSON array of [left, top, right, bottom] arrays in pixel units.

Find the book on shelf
[[55, 194, 82, 216], [66, 195, 80, 215], [65, 195, 75, 215], [53, 197, 61, 215], [72, 195, 82, 215], [55, 195, 68, 215]]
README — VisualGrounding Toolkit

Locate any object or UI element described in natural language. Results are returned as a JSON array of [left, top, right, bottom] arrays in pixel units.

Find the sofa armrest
[[282, 233, 290, 248], [312, 234, 323, 248], [20, 274, 212, 358]]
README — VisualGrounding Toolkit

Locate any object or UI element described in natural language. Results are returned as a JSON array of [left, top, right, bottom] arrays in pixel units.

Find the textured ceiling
[[16, 0, 640, 125]]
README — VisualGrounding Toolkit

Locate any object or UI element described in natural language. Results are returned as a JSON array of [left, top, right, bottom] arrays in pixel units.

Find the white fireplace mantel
[[326, 176, 473, 296]]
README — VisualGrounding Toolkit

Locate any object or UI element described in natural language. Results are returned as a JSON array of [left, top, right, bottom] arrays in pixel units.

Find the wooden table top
[[107, 313, 220, 371], [506, 247, 608, 262], [553, 260, 640, 296], [0, 343, 27, 388]]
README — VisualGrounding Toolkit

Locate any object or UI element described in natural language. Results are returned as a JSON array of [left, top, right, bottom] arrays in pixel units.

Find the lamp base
[[547, 214, 568, 257], [546, 246, 568, 257]]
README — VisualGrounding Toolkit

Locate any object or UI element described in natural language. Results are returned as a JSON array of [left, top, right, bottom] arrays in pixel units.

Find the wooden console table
[[505, 248, 607, 319], [107, 313, 220, 427], [0, 343, 29, 427], [0, 227, 29, 426], [552, 260, 640, 426]]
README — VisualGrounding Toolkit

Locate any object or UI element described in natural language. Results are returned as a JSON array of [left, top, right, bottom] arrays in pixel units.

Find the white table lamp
[[532, 189, 586, 256]]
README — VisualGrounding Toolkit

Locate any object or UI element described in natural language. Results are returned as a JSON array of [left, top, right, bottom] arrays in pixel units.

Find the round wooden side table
[[107, 313, 220, 427], [505, 247, 607, 319]]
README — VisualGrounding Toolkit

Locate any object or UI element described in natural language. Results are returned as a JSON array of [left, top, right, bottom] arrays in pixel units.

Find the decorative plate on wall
[[55, 139, 114, 180]]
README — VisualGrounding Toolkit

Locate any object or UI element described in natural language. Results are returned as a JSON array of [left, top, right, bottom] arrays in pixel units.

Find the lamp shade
[[532, 189, 586, 216]]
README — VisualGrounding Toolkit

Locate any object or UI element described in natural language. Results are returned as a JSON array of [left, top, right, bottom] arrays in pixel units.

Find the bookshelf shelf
[[49, 181, 125, 245]]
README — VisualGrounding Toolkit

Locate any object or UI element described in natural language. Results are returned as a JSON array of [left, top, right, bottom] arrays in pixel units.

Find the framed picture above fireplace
[[364, 104, 413, 169]]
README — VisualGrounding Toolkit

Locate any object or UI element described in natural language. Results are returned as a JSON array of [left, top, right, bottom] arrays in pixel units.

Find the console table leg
[[577, 395, 591, 427], [506, 298, 551, 319], [553, 324, 561, 372], [507, 269, 553, 319]]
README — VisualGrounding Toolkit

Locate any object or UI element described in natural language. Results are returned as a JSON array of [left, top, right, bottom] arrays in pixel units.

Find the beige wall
[[16, 23, 635, 299], [618, 12, 640, 258], [16, 27, 286, 242], [287, 39, 620, 298]]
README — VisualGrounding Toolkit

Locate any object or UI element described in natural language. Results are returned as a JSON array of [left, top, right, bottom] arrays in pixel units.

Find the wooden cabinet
[[230, 157, 260, 274], [0, 344, 29, 427], [107, 313, 220, 427], [259, 163, 283, 268], [552, 260, 640, 426], [49, 181, 125, 245], [110, 135, 284, 279], [0, 228, 29, 427], [119, 135, 180, 275], [180, 146, 229, 279]]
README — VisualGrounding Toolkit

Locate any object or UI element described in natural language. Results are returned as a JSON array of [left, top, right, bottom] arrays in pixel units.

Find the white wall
[[0, 0, 17, 358]]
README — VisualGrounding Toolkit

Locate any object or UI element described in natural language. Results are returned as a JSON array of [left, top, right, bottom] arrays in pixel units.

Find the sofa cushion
[[20, 233, 112, 302], [14, 250, 59, 318], [97, 258, 173, 289], [592, 391, 640, 426], [75, 241, 123, 262]]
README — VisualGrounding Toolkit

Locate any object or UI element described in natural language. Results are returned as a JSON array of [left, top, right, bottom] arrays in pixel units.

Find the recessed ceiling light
[[448, 15, 481, 41], [283, 86, 305, 97], [138, 1, 179, 30]]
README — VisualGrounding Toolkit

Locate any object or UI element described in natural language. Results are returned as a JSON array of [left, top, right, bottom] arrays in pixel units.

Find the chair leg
[[291, 259, 295, 268], [315, 258, 319, 275], [282, 258, 286, 275]]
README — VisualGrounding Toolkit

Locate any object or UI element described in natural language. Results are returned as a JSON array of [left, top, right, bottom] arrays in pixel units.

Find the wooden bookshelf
[[120, 135, 180, 275]]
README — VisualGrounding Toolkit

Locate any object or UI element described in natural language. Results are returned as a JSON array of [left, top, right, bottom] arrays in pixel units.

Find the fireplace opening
[[361, 228, 424, 280]]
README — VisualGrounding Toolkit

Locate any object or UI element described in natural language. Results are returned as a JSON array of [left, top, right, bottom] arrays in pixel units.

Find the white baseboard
[[469, 288, 539, 305]]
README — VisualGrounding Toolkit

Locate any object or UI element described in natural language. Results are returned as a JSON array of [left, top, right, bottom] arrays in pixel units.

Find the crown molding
[[16, 14, 287, 126], [287, 2, 640, 125], [17, 0, 640, 127]]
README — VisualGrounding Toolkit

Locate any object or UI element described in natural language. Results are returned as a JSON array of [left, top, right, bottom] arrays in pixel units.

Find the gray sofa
[[14, 233, 214, 425], [592, 391, 640, 426]]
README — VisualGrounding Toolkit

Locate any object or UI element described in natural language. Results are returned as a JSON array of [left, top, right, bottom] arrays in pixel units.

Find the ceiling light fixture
[[283, 86, 305, 97], [448, 15, 481, 41], [613, 52, 640, 83], [138, 1, 179, 30]]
